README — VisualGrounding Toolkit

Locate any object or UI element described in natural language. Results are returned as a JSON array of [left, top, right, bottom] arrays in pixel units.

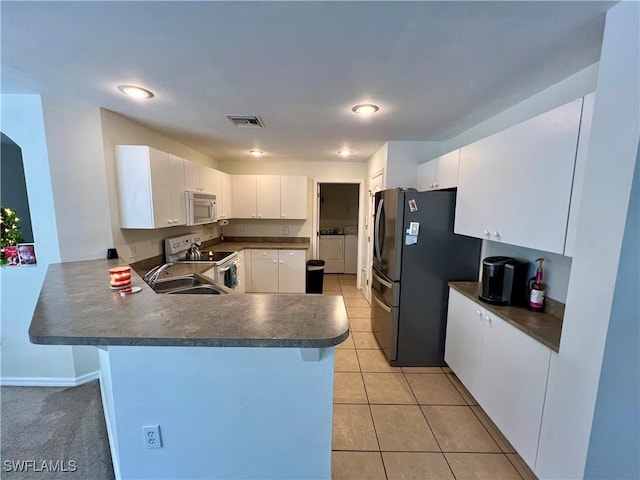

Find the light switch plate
[[409, 222, 420, 235]]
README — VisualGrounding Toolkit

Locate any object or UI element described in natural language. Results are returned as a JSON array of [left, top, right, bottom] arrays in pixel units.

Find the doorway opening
[[312, 179, 365, 290]]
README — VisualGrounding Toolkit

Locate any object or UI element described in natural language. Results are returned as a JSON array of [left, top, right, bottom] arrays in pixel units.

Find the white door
[[435, 149, 460, 190], [366, 170, 384, 302], [278, 250, 306, 293], [280, 176, 307, 219], [251, 250, 279, 293], [168, 154, 186, 226], [149, 148, 172, 228], [184, 160, 201, 192], [232, 175, 257, 218], [256, 175, 281, 219]]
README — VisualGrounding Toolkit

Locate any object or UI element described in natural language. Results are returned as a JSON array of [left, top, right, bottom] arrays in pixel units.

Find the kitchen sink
[[152, 275, 204, 294], [168, 285, 226, 295], [150, 273, 230, 295]]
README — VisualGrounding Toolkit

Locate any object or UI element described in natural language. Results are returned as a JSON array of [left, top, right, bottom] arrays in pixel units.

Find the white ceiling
[[1, 1, 614, 163]]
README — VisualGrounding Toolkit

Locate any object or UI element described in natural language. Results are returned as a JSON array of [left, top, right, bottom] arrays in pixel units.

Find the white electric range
[[164, 234, 241, 290]]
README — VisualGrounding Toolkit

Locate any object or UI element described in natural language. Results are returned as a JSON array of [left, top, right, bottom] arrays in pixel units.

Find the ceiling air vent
[[226, 115, 265, 128]]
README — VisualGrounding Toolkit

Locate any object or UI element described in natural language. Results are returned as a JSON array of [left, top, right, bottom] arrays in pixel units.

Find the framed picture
[[4, 246, 20, 266], [17, 243, 37, 266]]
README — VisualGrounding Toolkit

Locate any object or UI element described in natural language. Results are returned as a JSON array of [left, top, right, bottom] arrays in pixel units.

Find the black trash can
[[306, 260, 325, 294]]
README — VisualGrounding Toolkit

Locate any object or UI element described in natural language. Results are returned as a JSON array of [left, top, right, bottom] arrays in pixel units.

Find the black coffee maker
[[478, 256, 528, 306]]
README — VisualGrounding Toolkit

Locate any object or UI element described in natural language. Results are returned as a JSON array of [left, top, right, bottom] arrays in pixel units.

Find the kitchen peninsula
[[29, 258, 349, 480]]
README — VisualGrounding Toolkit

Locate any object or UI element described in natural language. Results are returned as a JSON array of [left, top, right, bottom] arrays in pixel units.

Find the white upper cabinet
[[455, 97, 584, 254], [232, 175, 307, 219], [115, 146, 186, 229], [280, 176, 308, 219], [232, 175, 258, 218], [218, 172, 233, 220], [420, 149, 460, 191], [256, 175, 281, 219], [184, 160, 220, 196]]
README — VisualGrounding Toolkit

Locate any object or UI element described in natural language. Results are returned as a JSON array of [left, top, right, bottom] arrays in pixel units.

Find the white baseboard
[[0, 370, 100, 387]]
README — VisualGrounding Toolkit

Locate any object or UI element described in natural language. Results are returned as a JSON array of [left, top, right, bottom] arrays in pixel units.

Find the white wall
[[481, 242, 572, 303], [40, 94, 113, 262], [536, 3, 639, 477], [584, 142, 639, 480], [100, 109, 221, 263], [0, 95, 80, 385]]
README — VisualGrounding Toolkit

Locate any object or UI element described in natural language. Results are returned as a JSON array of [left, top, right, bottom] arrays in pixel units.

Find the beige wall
[[100, 109, 221, 263]]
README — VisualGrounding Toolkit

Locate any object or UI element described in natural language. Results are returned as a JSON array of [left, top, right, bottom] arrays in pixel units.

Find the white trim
[[312, 178, 366, 290], [0, 370, 100, 387]]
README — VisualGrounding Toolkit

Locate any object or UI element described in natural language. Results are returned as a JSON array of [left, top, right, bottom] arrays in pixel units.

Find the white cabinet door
[[149, 149, 172, 228], [280, 176, 308, 219], [435, 149, 460, 190], [200, 167, 219, 196], [564, 93, 595, 257], [256, 175, 281, 219], [418, 160, 437, 191], [184, 160, 201, 192], [444, 289, 485, 398], [232, 175, 258, 218], [456, 98, 583, 253], [168, 154, 186, 226], [477, 312, 551, 470], [116, 145, 178, 229], [251, 249, 279, 293], [278, 250, 306, 293], [219, 172, 233, 220]]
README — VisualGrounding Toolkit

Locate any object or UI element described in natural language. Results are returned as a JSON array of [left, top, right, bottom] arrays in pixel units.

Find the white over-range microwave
[[185, 191, 217, 226]]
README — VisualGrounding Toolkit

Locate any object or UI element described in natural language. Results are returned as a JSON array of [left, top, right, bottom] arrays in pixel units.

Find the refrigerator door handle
[[374, 198, 384, 262], [373, 293, 392, 313], [373, 269, 393, 288]]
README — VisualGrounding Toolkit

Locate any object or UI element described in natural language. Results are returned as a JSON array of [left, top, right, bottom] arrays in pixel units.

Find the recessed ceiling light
[[337, 150, 353, 157], [352, 104, 379, 115], [249, 150, 264, 157], [117, 84, 154, 99]]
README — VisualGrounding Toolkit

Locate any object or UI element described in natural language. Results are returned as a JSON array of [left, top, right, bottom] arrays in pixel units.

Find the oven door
[[371, 290, 399, 362]]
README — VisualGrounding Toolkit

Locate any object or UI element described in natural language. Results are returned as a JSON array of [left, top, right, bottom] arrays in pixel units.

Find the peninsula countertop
[[29, 258, 349, 348]]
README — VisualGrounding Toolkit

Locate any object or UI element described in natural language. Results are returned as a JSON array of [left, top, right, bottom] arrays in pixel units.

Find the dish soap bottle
[[528, 258, 546, 312]]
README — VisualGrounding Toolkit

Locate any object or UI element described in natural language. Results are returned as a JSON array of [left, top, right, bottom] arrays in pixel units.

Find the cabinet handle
[[476, 309, 482, 316], [483, 230, 490, 237], [258, 214, 262, 218], [485, 314, 492, 325], [433, 182, 438, 188], [252, 214, 256, 218], [492, 231, 500, 239], [280, 260, 283, 264], [273, 260, 277, 264]]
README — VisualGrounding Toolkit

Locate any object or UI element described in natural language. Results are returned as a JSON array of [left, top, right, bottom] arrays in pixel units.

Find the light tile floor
[[326, 274, 538, 480]]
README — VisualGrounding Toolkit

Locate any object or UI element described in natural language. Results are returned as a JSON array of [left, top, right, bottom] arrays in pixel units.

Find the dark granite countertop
[[449, 282, 562, 352], [29, 259, 349, 348]]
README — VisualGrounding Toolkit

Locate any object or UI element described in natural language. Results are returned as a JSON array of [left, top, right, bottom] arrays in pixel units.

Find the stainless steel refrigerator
[[372, 188, 481, 366]]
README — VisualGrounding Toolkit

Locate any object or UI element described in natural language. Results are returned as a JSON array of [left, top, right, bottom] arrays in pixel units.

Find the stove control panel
[[165, 233, 201, 255]]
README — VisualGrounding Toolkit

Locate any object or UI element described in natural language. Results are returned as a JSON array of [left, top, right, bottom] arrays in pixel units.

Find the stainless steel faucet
[[143, 262, 174, 287]]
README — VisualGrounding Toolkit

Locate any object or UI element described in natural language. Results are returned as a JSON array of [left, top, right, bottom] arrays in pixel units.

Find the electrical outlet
[[240, 226, 246, 234], [283, 226, 289, 235], [142, 425, 162, 449], [129, 245, 138, 258]]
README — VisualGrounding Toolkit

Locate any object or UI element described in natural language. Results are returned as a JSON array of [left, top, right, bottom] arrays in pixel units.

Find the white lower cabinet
[[250, 250, 279, 293], [278, 250, 306, 294], [444, 289, 485, 397], [445, 288, 552, 470], [248, 249, 306, 293]]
